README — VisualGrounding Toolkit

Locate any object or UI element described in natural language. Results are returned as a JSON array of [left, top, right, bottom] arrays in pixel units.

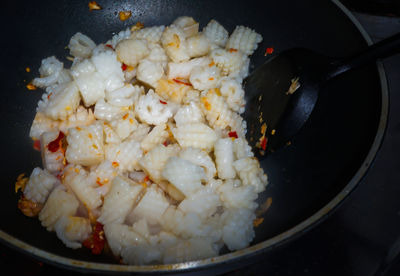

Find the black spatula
[[244, 33, 400, 155]]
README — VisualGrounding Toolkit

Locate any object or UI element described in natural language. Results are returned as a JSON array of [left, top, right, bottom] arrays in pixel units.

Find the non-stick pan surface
[[0, 0, 388, 273]]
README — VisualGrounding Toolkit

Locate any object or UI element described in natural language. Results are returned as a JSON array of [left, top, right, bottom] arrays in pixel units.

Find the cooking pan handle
[[326, 32, 400, 80]]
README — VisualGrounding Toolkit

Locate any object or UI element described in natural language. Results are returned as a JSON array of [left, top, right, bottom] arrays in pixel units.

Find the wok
[[0, 0, 388, 273]]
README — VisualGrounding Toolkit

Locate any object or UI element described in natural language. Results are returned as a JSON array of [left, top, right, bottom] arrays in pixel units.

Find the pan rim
[[0, 0, 389, 273]]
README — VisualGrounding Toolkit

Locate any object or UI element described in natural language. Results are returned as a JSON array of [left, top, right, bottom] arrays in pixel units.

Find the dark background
[[1, 1, 400, 275]]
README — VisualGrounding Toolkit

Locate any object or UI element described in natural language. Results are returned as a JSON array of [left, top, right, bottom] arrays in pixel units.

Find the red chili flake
[[56, 173, 63, 180], [47, 131, 65, 153], [82, 222, 105, 255], [228, 131, 238, 139], [121, 63, 128, 71], [260, 136, 268, 150], [143, 175, 150, 183], [105, 44, 114, 49], [163, 140, 168, 147], [264, 47, 274, 56], [33, 140, 41, 151], [173, 78, 192, 86], [228, 48, 238, 53], [159, 100, 167, 105]]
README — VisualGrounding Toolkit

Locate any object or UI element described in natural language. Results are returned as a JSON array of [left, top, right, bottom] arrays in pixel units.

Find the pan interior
[[0, 0, 384, 270]]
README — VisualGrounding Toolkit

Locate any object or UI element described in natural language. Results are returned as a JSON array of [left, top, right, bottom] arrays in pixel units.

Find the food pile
[[18, 16, 267, 265]]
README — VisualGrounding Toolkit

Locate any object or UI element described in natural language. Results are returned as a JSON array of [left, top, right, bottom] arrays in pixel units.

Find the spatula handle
[[326, 32, 400, 80]]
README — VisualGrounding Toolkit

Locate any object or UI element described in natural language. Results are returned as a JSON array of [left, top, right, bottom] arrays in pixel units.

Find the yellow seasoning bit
[[170, 34, 180, 48], [92, 144, 98, 149], [286, 77, 301, 95], [131, 22, 144, 32], [74, 168, 80, 174], [201, 97, 211, 111], [256, 197, 273, 216], [15, 173, 29, 193], [253, 217, 264, 227], [65, 106, 72, 111], [119, 10, 132, 21], [112, 162, 119, 168], [88, 1, 102, 11], [25, 67, 31, 73], [271, 129, 276, 135], [127, 65, 135, 72], [88, 133, 93, 139], [26, 83, 37, 90], [261, 122, 267, 135]]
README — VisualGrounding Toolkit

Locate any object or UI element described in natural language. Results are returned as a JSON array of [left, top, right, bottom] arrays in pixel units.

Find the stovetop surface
[[1, 3, 400, 276]]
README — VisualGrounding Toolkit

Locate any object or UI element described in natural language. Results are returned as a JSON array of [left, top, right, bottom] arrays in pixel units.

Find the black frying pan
[[0, 0, 388, 273]]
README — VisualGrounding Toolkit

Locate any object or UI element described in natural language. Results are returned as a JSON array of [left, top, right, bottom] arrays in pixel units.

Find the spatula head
[[243, 48, 330, 156]]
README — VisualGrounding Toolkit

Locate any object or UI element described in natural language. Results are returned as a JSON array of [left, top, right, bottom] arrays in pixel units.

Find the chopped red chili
[[159, 100, 167, 105], [228, 131, 238, 139], [47, 131, 65, 153], [260, 136, 268, 150], [33, 140, 41, 151], [121, 63, 128, 71], [82, 222, 105, 255], [105, 44, 114, 49], [264, 47, 274, 56], [173, 78, 192, 86], [229, 48, 238, 53], [163, 140, 168, 147]]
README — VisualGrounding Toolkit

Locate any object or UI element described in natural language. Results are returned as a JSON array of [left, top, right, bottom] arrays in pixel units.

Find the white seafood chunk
[[162, 156, 205, 197], [65, 123, 104, 166], [68, 32, 96, 58], [225, 25, 262, 55], [171, 122, 218, 152], [135, 90, 173, 125], [233, 157, 268, 193], [203, 19, 229, 47], [98, 176, 144, 225], [116, 38, 149, 67], [161, 25, 190, 62], [139, 144, 180, 183], [39, 186, 79, 231], [214, 138, 236, 179], [167, 57, 211, 80], [24, 167, 58, 204], [178, 147, 215, 181], [54, 216, 92, 249], [129, 184, 170, 225]]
